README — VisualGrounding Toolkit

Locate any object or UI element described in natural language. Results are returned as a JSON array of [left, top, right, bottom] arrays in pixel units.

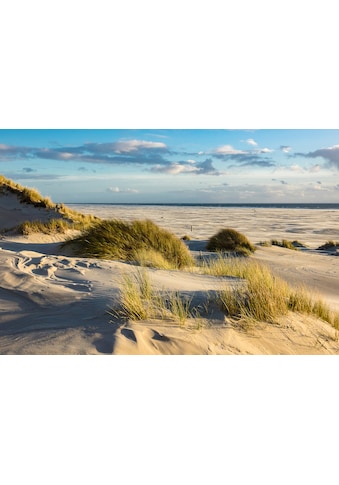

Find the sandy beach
[[1, 199, 339, 354]]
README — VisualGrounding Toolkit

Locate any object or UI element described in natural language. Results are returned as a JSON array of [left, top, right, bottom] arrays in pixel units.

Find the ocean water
[[68, 203, 339, 249], [69, 202, 339, 209]]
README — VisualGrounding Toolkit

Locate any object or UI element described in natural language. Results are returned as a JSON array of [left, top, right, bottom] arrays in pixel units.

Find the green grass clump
[[259, 239, 306, 250], [132, 248, 175, 270], [1, 174, 100, 232], [288, 287, 338, 327], [202, 255, 339, 331], [317, 240, 339, 251], [258, 240, 272, 247], [19, 187, 54, 208], [218, 260, 290, 323], [200, 254, 254, 278], [117, 271, 154, 321], [0, 175, 54, 208], [270, 239, 298, 250], [167, 291, 194, 325], [111, 270, 196, 326], [18, 219, 73, 235], [57, 204, 99, 226], [62, 219, 194, 269], [18, 216, 97, 235], [206, 228, 256, 255]]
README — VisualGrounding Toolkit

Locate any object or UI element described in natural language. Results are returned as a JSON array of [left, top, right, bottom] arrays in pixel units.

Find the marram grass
[[110, 270, 196, 326], [63, 219, 194, 269], [18, 216, 97, 235], [18, 219, 73, 235], [202, 255, 339, 330], [206, 228, 256, 255], [1, 174, 99, 233]]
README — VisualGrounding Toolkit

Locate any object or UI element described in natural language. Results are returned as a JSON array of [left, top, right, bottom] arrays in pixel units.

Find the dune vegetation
[[258, 239, 306, 250], [16, 212, 98, 235], [200, 255, 339, 332], [317, 240, 339, 251], [206, 228, 256, 255], [109, 256, 339, 337], [17, 219, 78, 235], [62, 219, 195, 269], [0, 174, 55, 209], [0, 174, 99, 234], [110, 270, 198, 326]]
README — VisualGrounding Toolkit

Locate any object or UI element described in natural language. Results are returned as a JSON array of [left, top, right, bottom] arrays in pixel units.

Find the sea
[[68, 203, 339, 209]]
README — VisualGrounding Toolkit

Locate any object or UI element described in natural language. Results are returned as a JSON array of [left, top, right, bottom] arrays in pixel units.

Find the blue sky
[[1, 129, 339, 204]]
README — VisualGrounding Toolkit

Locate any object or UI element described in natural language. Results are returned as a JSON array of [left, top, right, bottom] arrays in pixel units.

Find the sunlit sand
[[1, 197, 339, 354]]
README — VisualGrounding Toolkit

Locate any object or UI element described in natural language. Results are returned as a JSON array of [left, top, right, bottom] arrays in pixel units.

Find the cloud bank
[[297, 145, 339, 169]]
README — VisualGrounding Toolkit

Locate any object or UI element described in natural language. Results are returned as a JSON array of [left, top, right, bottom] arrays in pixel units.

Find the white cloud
[[259, 147, 274, 153], [280, 145, 292, 153], [107, 186, 139, 193], [151, 163, 197, 175], [59, 152, 74, 160], [215, 144, 246, 155], [246, 138, 258, 146], [113, 139, 167, 153]]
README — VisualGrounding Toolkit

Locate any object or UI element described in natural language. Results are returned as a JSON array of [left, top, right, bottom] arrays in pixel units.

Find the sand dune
[[1, 195, 339, 354], [0, 190, 63, 231]]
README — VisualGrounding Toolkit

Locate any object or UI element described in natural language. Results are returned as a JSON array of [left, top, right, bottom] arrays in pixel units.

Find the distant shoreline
[[67, 202, 339, 210]]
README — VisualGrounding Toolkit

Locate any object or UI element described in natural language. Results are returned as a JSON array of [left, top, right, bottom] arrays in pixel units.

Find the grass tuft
[[111, 270, 197, 326], [18, 219, 72, 235], [132, 248, 176, 270], [258, 239, 306, 250], [202, 255, 339, 332], [0, 174, 99, 233], [206, 228, 256, 255], [63, 219, 194, 269], [317, 240, 339, 251]]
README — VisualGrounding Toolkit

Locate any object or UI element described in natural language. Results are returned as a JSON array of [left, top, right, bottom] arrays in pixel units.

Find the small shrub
[[206, 228, 256, 255]]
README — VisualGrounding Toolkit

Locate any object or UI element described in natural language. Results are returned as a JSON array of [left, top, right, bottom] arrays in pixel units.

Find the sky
[[1, 129, 339, 204]]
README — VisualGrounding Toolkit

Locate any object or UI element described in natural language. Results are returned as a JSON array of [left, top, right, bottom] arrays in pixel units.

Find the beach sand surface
[[1, 201, 339, 354]]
